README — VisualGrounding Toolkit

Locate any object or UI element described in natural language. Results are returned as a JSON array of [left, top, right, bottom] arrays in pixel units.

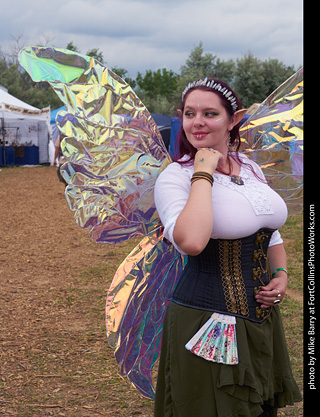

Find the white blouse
[[154, 153, 288, 255]]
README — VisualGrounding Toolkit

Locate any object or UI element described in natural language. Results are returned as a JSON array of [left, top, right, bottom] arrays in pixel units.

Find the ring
[[274, 299, 281, 304]]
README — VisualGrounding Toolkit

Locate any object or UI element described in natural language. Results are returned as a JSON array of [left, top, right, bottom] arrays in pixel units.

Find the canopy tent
[[0, 87, 38, 111], [0, 86, 50, 166]]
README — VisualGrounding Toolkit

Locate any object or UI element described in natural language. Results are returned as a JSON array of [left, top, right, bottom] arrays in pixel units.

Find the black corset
[[172, 228, 275, 323]]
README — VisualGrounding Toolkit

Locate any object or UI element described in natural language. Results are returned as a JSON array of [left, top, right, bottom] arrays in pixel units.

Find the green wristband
[[272, 267, 288, 278]]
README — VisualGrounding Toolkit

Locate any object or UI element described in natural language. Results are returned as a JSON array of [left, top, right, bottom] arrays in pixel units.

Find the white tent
[[0, 85, 51, 165], [0, 87, 38, 110]]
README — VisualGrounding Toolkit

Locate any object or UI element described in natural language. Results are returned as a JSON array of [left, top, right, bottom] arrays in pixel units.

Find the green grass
[[280, 213, 303, 291]]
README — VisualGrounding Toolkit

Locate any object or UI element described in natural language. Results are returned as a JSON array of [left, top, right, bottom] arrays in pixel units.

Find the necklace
[[228, 154, 244, 185], [230, 175, 244, 185]]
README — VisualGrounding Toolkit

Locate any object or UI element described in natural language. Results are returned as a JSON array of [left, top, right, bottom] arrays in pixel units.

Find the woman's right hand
[[194, 148, 223, 174], [172, 147, 221, 255]]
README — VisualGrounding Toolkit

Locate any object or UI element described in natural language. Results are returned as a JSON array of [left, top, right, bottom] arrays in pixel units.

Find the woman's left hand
[[255, 276, 287, 308]]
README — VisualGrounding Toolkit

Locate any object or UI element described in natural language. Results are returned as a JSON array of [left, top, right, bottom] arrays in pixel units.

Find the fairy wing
[[239, 68, 303, 215], [19, 46, 183, 399], [106, 228, 184, 398], [19, 46, 171, 244]]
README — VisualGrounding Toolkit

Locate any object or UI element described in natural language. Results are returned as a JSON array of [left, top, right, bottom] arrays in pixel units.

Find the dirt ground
[[0, 166, 154, 416], [0, 166, 303, 417]]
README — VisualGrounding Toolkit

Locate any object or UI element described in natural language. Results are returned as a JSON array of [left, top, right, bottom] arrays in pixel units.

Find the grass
[[280, 213, 303, 292]]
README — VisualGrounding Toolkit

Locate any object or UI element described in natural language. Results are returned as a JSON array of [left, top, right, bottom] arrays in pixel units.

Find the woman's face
[[182, 89, 235, 152]]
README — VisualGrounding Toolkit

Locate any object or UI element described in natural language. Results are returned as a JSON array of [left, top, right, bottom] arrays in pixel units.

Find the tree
[[233, 54, 296, 107], [180, 42, 217, 83], [135, 68, 179, 115], [66, 41, 80, 52], [136, 68, 179, 99], [111, 66, 136, 89], [232, 54, 265, 108], [260, 58, 295, 98], [172, 42, 237, 111], [179, 42, 236, 84], [87, 48, 104, 64], [212, 58, 236, 86], [0, 61, 24, 98]]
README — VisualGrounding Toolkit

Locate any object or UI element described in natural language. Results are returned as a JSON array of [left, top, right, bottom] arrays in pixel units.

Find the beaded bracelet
[[191, 171, 214, 186], [271, 267, 288, 278]]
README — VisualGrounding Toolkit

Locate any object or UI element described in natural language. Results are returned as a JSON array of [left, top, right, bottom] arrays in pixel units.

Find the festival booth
[[0, 86, 51, 166]]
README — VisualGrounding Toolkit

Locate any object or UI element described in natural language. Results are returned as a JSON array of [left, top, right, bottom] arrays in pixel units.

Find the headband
[[182, 77, 238, 111]]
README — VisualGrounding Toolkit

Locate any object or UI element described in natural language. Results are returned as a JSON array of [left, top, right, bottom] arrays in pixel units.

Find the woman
[[154, 78, 301, 417]]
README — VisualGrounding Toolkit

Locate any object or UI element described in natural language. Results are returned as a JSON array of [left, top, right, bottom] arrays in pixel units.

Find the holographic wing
[[239, 68, 303, 215], [19, 46, 171, 244], [18, 46, 183, 399], [106, 228, 184, 398]]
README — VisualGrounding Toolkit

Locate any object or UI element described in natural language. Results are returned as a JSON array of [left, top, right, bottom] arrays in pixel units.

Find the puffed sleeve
[[269, 230, 284, 246], [154, 162, 192, 255]]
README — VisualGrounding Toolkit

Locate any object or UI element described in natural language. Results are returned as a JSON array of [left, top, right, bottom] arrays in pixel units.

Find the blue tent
[[50, 106, 66, 124]]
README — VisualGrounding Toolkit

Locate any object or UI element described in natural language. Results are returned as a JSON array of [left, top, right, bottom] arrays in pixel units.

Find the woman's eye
[[183, 110, 219, 118], [206, 112, 218, 117]]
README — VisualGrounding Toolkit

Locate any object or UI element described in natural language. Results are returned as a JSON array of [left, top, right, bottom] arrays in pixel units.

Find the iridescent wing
[[19, 46, 182, 399], [239, 68, 303, 215], [19, 46, 171, 244], [106, 228, 184, 398]]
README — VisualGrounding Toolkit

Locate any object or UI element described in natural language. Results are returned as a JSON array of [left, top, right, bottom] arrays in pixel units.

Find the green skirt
[[154, 302, 302, 417]]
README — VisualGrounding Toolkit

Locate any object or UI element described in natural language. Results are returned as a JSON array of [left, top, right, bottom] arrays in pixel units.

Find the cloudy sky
[[1, 0, 303, 78]]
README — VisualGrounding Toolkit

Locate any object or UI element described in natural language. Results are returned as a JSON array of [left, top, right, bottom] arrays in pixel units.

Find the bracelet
[[191, 176, 213, 186], [191, 171, 214, 186], [271, 267, 288, 278]]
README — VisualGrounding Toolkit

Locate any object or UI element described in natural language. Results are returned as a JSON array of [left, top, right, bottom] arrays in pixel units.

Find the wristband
[[191, 171, 214, 186], [271, 267, 288, 278]]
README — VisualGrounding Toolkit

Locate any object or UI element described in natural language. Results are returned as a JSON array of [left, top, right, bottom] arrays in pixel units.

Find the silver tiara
[[182, 77, 238, 111]]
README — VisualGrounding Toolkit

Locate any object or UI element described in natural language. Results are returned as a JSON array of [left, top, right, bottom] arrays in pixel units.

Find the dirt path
[[0, 166, 153, 416]]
